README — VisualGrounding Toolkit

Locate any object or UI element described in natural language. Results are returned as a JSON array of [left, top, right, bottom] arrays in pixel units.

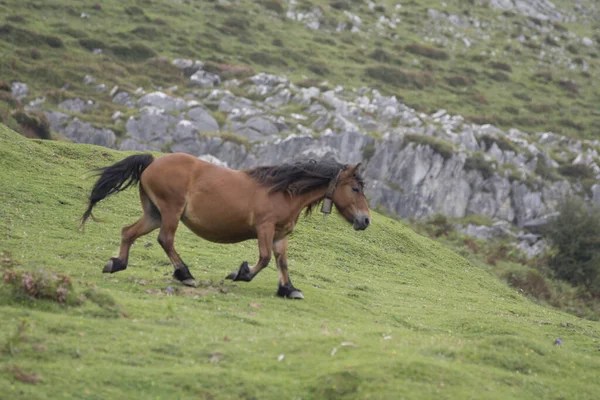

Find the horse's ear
[[347, 163, 361, 175]]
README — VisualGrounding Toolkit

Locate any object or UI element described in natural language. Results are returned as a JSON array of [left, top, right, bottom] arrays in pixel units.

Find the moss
[[404, 134, 455, 160]]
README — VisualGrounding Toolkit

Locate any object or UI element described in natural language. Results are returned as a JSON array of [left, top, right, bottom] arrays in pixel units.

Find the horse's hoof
[[103, 257, 126, 274], [181, 279, 198, 288], [226, 261, 253, 282], [287, 290, 304, 300], [102, 259, 114, 273]]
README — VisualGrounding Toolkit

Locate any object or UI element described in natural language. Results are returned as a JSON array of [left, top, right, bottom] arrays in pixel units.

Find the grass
[[1, 126, 600, 398], [0, 0, 598, 139]]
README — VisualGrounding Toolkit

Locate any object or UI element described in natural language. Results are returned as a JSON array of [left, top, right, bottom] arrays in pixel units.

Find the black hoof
[[173, 264, 195, 285], [103, 257, 127, 274], [225, 261, 254, 282], [277, 282, 304, 299]]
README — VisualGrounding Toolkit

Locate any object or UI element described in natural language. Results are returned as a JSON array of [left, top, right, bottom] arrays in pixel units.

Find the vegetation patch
[[558, 163, 595, 179], [2, 269, 79, 305], [464, 152, 495, 179], [405, 44, 449, 60], [479, 134, 518, 153], [365, 66, 434, 89], [403, 134, 455, 160]]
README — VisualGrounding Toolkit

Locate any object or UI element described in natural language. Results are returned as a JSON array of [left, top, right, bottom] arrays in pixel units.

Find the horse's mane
[[245, 159, 364, 214]]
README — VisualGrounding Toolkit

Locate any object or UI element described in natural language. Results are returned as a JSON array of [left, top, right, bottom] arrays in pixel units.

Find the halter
[[320, 170, 342, 215]]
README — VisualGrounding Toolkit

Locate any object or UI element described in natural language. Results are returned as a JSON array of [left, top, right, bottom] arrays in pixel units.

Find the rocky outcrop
[[32, 64, 600, 243]]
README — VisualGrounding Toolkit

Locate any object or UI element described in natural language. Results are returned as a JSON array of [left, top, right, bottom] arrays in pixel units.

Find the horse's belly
[[181, 211, 256, 244]]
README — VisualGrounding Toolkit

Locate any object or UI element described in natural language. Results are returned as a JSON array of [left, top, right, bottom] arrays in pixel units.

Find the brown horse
[[81, 153, 371, 299]]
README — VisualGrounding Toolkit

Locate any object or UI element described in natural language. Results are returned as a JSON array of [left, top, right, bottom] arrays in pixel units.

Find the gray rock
[[198, 154, 229, 168], [59, 98, 96, 113], [93, 84, 107, 92], [11, 82, 28, 100], [124, 106, 180, 148], [44, 111, 70, 132], [83, 75, 95, 85], [138, 92, 187, 112], [592, 184, 600, 207], [172, 59, 204, 77], [62, 118, 116, 148], [188, 107, 219, 133], [113, 92, 135, 108], [522, 212, 559, 234], [265, 89, 291, 107], [244, 116, 279, 136], [190, 70, 221, 88]]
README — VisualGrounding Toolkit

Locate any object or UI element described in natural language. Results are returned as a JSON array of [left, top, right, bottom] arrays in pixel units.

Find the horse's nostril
[[364, 217, 370, 226]]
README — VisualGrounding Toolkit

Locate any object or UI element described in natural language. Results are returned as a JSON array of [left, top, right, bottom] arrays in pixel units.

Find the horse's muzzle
[[353, 214, 371, 231]]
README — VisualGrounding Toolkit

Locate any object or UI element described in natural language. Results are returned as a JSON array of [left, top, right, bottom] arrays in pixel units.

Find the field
[[1, 125, 600, 399]]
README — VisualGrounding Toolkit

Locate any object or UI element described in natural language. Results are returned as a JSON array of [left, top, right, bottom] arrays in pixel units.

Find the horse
[[80, 152, 371, 299]]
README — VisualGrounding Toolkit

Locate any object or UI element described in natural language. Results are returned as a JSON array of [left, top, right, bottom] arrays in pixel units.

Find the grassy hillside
[[1, 125, 600, 399], [0, 0, 599, 138]]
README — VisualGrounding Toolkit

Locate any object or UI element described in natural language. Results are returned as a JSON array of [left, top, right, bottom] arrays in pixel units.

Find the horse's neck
[[290, 186, 328, 217]]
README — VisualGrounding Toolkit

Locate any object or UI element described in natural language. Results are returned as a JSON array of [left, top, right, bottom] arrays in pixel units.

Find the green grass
[[1, 125, 600, 398], [0, 0, 598, 139]]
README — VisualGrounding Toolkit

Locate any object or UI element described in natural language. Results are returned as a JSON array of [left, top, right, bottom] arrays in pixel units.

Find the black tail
[[80, 154, 154, 229]]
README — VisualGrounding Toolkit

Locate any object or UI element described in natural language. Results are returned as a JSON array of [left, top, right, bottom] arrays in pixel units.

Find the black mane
[[245, 159, 363, 196]]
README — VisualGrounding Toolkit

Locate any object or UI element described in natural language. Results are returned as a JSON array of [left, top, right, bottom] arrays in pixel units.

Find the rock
[[592, 184, 600, 207], [11, 82, 28, 100], [250, 73, 288, 88], [188, 107, 219, 133], [112, 92, 135, 108], [58, 98, 97, 113], [522, 213, 559, 234], [83, 75, 95, 85], [516, 238, 549, 259], [172, 59, 204, 76], [138, 92, 187, 112], [582, 37, 594, 46], [245, 116, 278, 136], [265, 89, 291, 107], [459, 222, 516, 240], [198, 154, 229, 168], [62, 118, 116, 148], [44, 111, 70, 132], [93, 84, 107, 92], [123, 106, 180, 149], [190, 70, 221, 88]]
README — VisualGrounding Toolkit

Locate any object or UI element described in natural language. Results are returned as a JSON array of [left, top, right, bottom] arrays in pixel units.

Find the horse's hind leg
[[273, 238, 303, 299], [103, 188, 160, 273], [156, 206, 197, 287]]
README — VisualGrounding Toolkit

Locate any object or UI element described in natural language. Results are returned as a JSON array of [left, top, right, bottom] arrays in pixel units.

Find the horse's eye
[[352, 187, 360, 193]]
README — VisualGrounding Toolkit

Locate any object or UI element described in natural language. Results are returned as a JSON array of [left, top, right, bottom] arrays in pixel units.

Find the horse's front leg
[[226, 224, 274, 282], [274, 237, 303, 299]]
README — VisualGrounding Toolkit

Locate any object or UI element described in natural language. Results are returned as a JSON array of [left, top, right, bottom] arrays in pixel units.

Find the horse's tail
[[80, 154, 154, 230]]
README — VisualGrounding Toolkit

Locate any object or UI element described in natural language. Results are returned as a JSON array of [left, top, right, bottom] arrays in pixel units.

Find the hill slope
[[0, 0, 599, 138], [0, 125, 599, 399]]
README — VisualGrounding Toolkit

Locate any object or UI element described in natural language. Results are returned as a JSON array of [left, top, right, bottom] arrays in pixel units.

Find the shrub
[[426, 214, 453, 238], [489, 71, 510, 82], [404, 134, 455, 160], [111, 43, 157, 61], [79, 38, 105, 51], [259, 0, 285, 13], [2, 269, 78, 305], [489, 61, 512, 72], [12, 110, 51, 140], [464, 152, 494, 179], [44, 35, 64, 48], [558, 163, 595, 179], [505, 268, 552, 301], [479, 134, 518, 153], [405, 44, 449, 60], [446, 75, 473, 87], [131, 25, 158, 39], [365, 66, 434, 89], [545, 198, 600, 292], [557, 79, 579, 95]]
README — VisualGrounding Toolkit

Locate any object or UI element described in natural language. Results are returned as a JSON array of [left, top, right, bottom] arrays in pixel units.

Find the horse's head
[[330, 163, 371, 231]]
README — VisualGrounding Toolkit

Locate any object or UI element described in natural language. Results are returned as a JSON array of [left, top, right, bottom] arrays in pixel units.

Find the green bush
[[405, 44, 449, 60], [545, 197, 600, 293], [404, 134, 455, 160], [464, 152, 494, 179], [425, 214, 454, 238]]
